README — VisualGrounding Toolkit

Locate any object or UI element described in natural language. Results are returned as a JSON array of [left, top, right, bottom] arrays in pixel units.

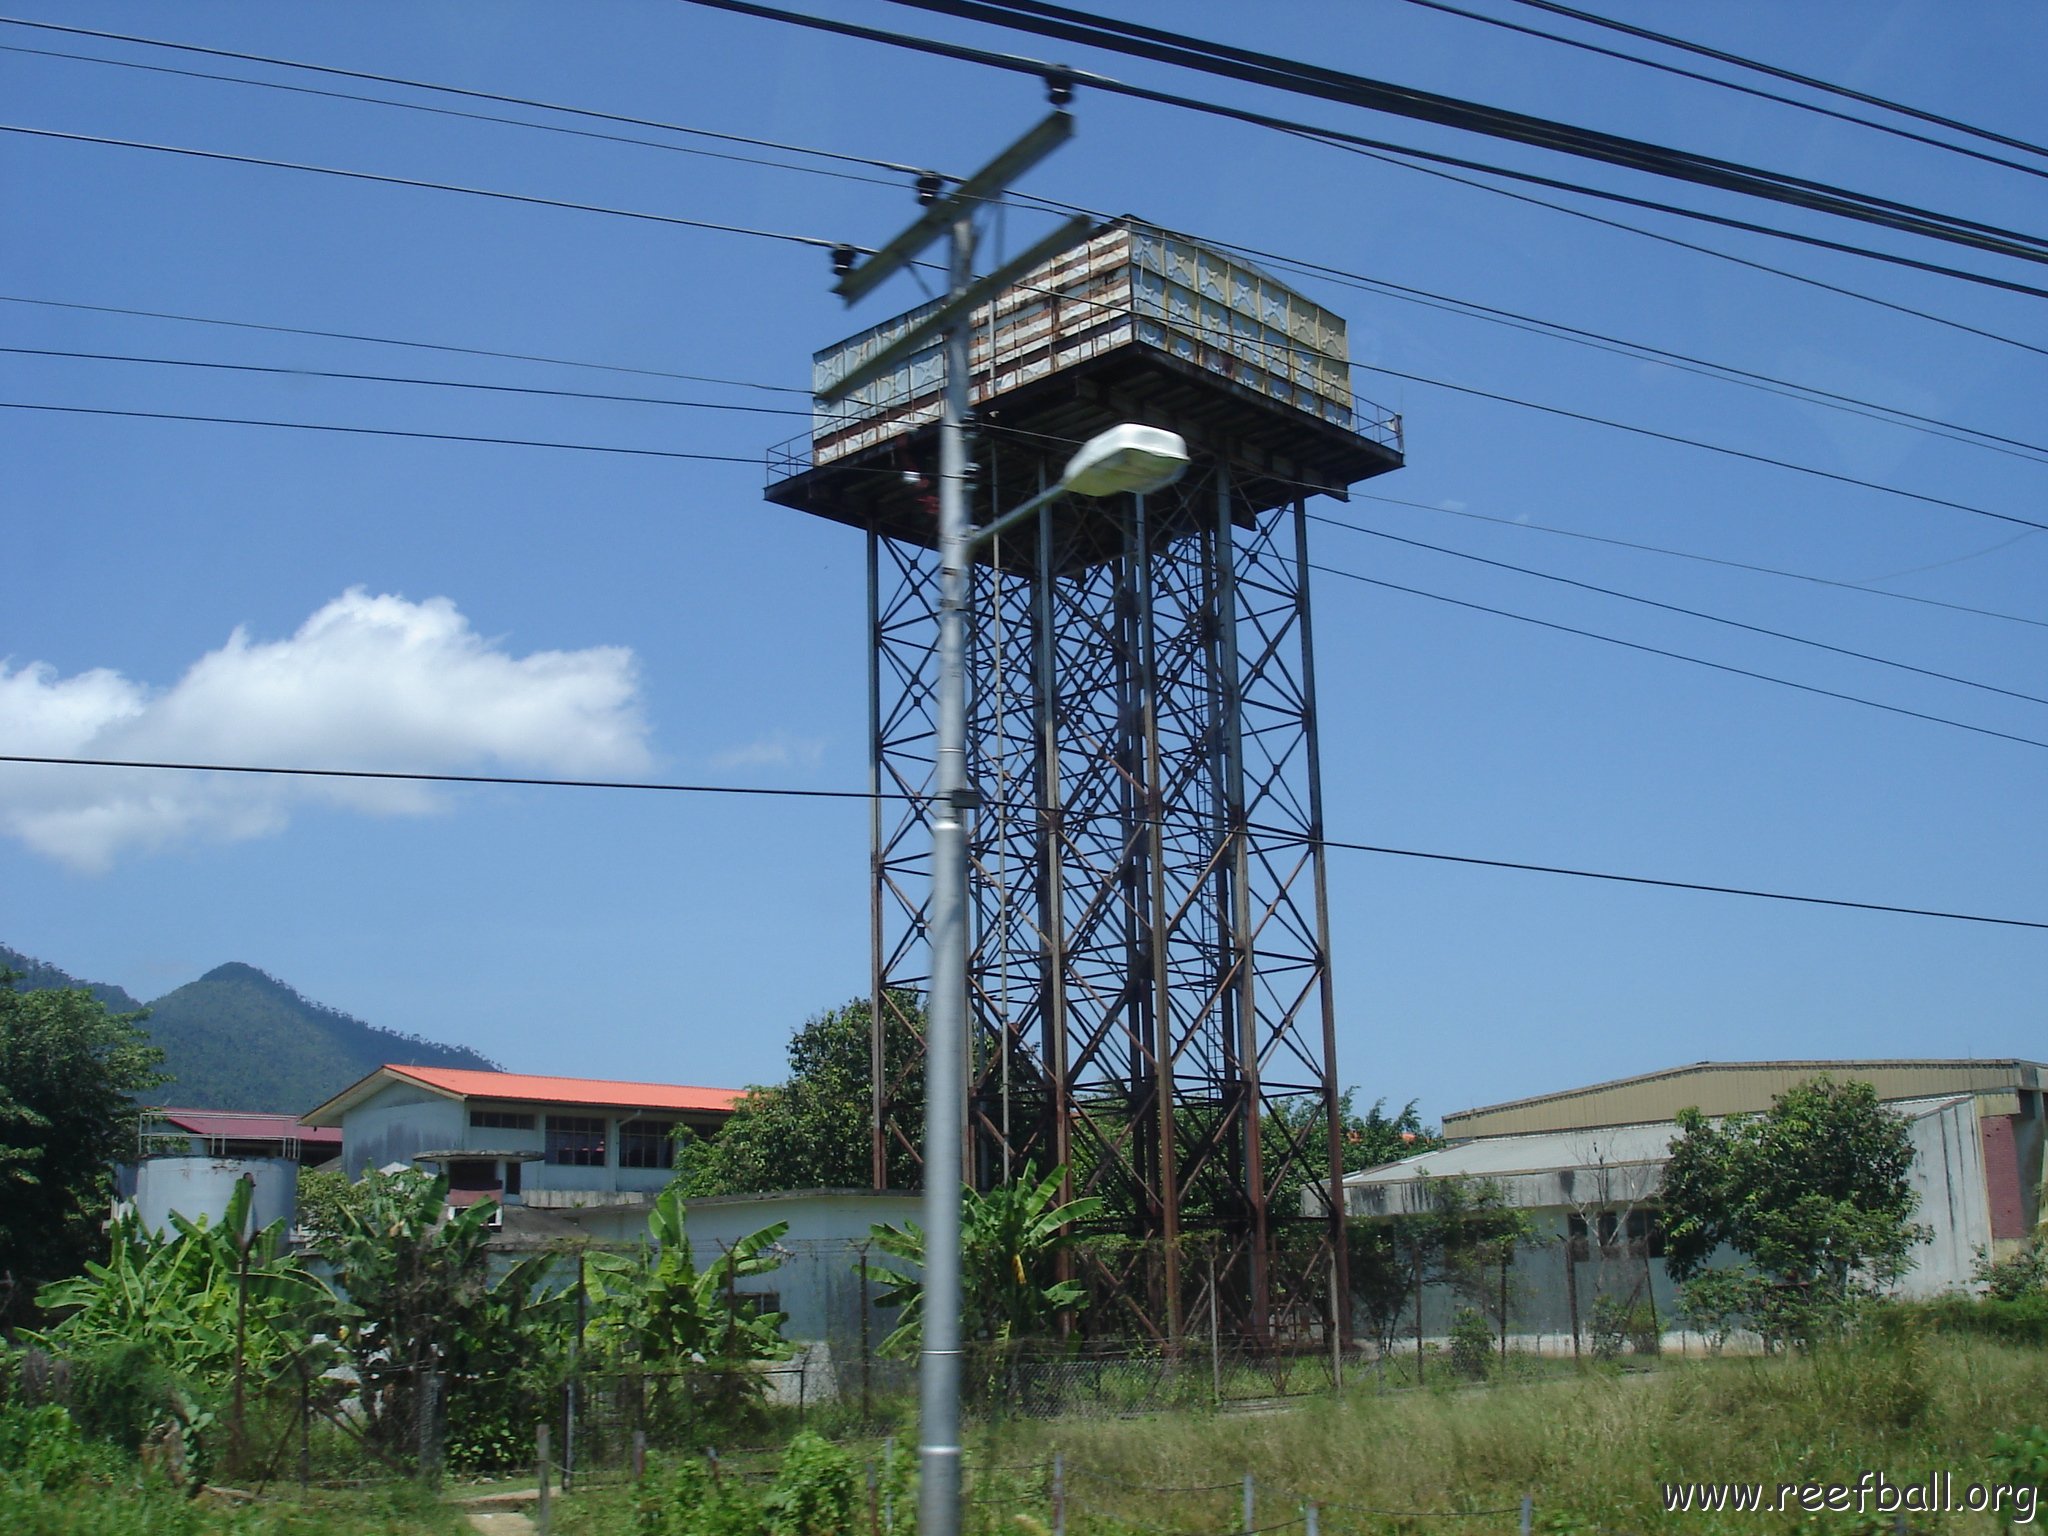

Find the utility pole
[[820, 105, 1084, 1536]]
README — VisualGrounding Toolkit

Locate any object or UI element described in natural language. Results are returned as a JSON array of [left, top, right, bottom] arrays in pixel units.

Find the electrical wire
[[1309, 513, 2048, 708], [0, 14, 932, 177], [4, 763, 2042, 932], [1500, 0, 2048, 164], [1308, 560, 2048, 755], [877, 0, 2048, 266], [0, 40, 925, 198], [687, 0, 2048, 300], [0, 123, 857, 250], [1351, 493, 2048, 632], [1390, 0, 2048, 184], [0, 400, 802, 467], [0, 345, 819, 420], [0, 294, 812, 395]]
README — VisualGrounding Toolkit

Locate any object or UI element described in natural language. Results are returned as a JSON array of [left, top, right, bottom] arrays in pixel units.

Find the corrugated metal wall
[[808, 220, 1355, 468]]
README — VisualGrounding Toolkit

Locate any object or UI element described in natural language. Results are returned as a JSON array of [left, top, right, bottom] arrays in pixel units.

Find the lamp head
[[1060, 424, 1191, 499]]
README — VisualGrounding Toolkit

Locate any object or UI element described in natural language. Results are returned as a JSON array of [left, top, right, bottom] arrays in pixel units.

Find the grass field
[[11, 1333, 2045, 1534]]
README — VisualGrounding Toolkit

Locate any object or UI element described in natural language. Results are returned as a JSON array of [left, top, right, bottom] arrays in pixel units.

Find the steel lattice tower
[[768, 219, 1403, 1344]]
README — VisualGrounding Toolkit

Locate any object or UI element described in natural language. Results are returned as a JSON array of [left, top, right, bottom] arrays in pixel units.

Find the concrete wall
[[683, 1190, 921, 1350], [1906, 1094, 1992, 1294]]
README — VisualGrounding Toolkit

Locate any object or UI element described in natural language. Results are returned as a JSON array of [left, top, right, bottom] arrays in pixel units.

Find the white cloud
[[0, 588, 650, 870], [705, 732, 827, 773]]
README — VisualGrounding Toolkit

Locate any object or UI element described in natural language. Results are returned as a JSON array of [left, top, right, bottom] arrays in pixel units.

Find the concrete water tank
[[133, 1155, 299, 1237]]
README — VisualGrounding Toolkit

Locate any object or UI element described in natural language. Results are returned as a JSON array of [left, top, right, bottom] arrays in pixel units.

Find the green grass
[[0, 1481, 469, 1536]]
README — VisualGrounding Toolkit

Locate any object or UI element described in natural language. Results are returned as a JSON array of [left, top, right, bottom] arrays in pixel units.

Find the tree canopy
[[1661, 1076, 1929, 1341], [671, 994, 925, 1197], [1, 972, 165, 1321]]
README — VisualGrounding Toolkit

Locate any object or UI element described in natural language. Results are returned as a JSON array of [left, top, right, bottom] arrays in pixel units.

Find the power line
[[1390, 0, 2048, 185], [1500, 0, 2048, 164], [0, 14, 932, 177], [874, 0, 2048, 267], [1310, 512, 2048, 708], [21, 5, 2045, 451], [0, 294, 813, 394], [1350, 358, 2048, 536], [7, 754, 2041, 932], [0, 40, 923, 198], [0, 400, 794, 467], [0, 123, 856, 250], [1309, 561, 2048, 755], [0, 345, 818, 420], [0, 755, 899, 803], [1352, 492, 2048, 632], [696, 0, 2048, 302]]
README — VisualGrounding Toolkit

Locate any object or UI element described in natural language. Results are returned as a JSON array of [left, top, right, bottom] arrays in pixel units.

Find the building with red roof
[[302, 1063, 744, 1243]]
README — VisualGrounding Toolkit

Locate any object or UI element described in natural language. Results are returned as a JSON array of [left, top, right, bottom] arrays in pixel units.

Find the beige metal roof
[[1443, 1059, 2044, 1139]]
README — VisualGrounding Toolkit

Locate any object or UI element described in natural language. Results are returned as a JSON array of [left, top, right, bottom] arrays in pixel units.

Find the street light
[[968, 423, 1191, 551], [917, 420, 1189, 1533]]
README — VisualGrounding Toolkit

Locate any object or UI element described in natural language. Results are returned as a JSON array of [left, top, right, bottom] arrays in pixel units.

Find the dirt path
[[463, 1508, 536, 1535]]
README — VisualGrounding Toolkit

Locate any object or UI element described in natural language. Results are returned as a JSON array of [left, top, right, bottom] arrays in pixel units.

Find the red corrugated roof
[[383, 1065, 744, 1114], [156, 1108, 343, 1145]]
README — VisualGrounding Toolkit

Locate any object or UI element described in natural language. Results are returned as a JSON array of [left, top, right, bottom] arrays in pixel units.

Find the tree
[[0, 971, 165, 1321], [313, 1168, 568, 1456], [1342, 1095, 1445, 1172], [670, 993, 925, 1197], [1661, 1076, 1930, 1346]]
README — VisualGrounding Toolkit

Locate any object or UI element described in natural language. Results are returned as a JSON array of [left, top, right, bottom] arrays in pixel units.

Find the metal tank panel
[[133, 1155, 299, 1236]]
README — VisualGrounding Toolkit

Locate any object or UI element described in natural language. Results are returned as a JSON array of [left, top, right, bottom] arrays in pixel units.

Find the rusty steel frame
[[865, 446, 1347, 1346]]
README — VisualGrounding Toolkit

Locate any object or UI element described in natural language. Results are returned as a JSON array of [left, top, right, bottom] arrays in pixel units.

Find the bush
[[763, 1431, 860, 1536], [1975, 1239, 2048, 1303], [1447, 1307, 1495, 1380], [1909, 1292, 2048, 1347], [1588, 1294, 1657, 1362], [636, 1454, 766, 1536], [0, 1403, 94, 1492]]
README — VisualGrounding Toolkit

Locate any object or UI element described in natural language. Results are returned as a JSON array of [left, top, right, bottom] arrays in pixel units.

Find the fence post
[[1520, 1494, 1533, 1536], [867, 1458, 880, 1536], [1329, 1247, 1344, 1395], [1304, 1499, 1320, 1536], [417, 1370, 443, 1487], [883, 1437, 895, 1534], [536, 1423, 551, 1536], [633, 1429, 647, 1484], [1052, 1451, 1066, 1536], [298, 1371, 310, 1491], [1243, 1472, 1255, 1535], [1209, 1252, 1222, 1405]]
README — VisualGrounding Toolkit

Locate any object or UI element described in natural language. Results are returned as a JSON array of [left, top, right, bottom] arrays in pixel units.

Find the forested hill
[[4, 946, 498, 1114], [0, 943, 145, 1016]]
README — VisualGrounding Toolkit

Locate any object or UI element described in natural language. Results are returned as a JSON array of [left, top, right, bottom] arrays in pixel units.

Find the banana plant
[[864, 1161, 1102, 1356], [584, 1186, 790, 1366], [33, 1174, 331, 1381]]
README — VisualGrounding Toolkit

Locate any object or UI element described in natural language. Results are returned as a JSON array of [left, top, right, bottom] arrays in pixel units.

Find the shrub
[[636, 1454, 766, 1536], [764, 1430, 861, 1536], [0, 1403, 94, 1491], [1447, 1307, 1495, 1380]]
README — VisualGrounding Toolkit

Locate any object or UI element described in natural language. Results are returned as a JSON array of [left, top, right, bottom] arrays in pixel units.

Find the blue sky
[[2, 1, 2042, 1124]]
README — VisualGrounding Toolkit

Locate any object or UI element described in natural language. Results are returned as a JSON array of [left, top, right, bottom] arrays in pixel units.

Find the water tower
[[766, 216, 1404, 1344]]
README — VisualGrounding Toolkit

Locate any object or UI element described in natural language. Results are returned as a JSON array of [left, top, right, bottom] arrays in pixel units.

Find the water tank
[[133, 1155, 299, 1237]]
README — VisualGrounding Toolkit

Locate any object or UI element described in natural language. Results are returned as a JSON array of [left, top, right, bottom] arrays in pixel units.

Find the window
[[471, 1109, 535, 1131], [448, 1159, 498, 1192], [619, 1118, 676, 1169], [546, 1114, 606, 1166], [732, 1291, 781, 1322], [504, 1159, 522, 1197]]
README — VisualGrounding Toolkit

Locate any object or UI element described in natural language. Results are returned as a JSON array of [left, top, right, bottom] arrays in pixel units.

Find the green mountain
[[3, 945, 497, 1114], [0, 943, 143, 1017]]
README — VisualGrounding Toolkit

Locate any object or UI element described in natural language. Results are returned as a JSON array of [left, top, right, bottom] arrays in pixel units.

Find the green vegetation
[[865, 1162, 1102, 1358], [671, 994, 925, 1197], [3, 943, 496, 1114], [1664, 1077, 1929, 1348], [1347, 1174, 1530, 1376], [0, 969, 165, 1325]]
